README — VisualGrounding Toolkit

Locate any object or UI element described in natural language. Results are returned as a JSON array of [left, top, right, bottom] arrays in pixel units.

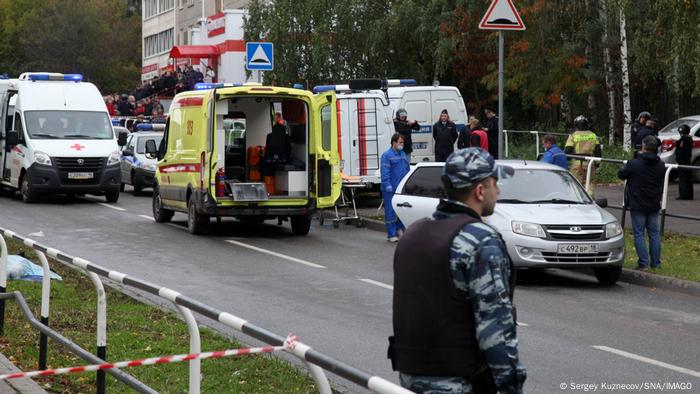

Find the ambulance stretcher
[[318, 175, 367, 228]]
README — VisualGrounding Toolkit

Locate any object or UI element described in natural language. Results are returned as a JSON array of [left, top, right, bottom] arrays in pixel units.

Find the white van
[[314, 80, 468, 184], [0, 73, 122, 203]]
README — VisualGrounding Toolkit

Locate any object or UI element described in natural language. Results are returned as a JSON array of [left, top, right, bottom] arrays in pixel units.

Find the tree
[[618, 0, 632, 151]]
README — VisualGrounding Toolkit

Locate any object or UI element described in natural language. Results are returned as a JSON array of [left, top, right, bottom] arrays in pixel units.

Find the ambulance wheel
[[119, 183, 125, 192], [187, 198, 209, 235], [291, 215, 311, 235], [20, 175, 37, 203], [594, 266, 621, 286], [105, 190, 120, 203], [152, 186, 174, 223]]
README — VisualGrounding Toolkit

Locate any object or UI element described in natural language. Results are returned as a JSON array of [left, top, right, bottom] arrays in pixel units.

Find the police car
[[392, 161, 625, 285], [118, 125, 163, 195], [657, 115, 700, 182]]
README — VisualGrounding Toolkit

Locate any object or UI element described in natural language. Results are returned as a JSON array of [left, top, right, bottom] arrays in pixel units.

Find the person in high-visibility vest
[[565, 115, 601, 194]]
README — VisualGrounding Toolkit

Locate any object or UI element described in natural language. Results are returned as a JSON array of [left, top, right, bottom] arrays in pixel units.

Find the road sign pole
[[498, 30, 504, 159]]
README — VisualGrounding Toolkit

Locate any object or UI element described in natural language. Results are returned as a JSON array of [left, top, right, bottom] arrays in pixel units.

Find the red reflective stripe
[[336, 100, 342, 160], [175, 97, 204, 107], [357, 99, 366, 176], [155, 357, 171, 364], [159, 164, 202, 174], [693, 140, 700, 148], [98, 363, 114, 370], [69, 367, 86, 373], [127, 360, 143, 367], [211, 351, 227, 358]]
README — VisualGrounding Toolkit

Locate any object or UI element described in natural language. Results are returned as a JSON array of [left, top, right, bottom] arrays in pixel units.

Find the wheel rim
[[21, 179, 29, 199], [188, 201, 195, 229]]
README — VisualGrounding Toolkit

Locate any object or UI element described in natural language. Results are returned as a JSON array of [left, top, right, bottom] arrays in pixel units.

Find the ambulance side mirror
[[117, 131, 128, 147], [6, 130, 18, 147], [145, 139, 157, 156]]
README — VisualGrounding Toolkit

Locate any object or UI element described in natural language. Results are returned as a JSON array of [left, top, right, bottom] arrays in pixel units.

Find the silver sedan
[[392, 160, 625, 285]]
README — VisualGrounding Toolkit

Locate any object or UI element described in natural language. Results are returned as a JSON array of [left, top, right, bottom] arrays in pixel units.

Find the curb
[[618, 269, 700, 297], [359, 215, 700, 297], [0, 353, 47, 393]]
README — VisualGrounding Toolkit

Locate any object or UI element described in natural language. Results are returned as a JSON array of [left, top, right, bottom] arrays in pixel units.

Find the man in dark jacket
[[675, 124, 694, 200], [393, 108, 420, 163], [631, 111, 651, 151], [618, 136, 666, 270], [633, 119, 658, 154], [484, 107, 499, 159], [432, 109, 457, 162]]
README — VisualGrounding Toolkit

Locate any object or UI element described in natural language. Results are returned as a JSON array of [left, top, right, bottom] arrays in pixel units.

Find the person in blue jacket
[[381, 133, 411, 242], [541, 134, 569, 170]]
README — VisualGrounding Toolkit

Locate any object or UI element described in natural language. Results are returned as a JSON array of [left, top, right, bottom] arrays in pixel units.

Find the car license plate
[[68, 172, 93, 180], [558, 243, 599, 254]]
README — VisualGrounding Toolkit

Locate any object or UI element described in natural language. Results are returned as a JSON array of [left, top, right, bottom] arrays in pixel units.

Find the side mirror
[[595, 197, 608, 208], [117, 131, 128, 147], [145, 139, 157, 155], [121, 149, 133, 157], [6, 130, 19, 146]]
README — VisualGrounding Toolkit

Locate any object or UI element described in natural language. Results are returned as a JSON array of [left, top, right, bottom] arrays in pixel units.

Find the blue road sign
[[246, 42, 274, 71]]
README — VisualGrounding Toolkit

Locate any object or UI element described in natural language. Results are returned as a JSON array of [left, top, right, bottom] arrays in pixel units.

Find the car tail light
[[660, 139, 675, 153]]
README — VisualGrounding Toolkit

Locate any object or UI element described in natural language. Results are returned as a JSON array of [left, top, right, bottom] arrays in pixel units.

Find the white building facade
[[141, 0, 252, 84]]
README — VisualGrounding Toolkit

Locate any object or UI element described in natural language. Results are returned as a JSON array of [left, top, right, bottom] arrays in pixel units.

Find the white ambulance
[[0, 73, 122, 203], [314, 79, 468, 185]]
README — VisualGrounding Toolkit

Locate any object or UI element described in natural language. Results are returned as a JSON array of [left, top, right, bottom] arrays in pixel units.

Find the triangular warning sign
[[479, 0, 526, 30], [250, 45, 270, 64]]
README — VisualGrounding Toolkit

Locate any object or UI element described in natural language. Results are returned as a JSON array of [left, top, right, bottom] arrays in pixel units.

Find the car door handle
[[396, 202, 412, 208]]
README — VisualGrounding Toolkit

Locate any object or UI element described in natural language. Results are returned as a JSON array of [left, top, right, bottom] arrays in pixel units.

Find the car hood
[[485, 203, 617, 230], [28, 139, 119, 157]]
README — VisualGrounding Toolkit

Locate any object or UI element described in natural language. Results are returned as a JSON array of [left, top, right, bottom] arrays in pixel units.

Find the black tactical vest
[[389, 214, 482, 376]]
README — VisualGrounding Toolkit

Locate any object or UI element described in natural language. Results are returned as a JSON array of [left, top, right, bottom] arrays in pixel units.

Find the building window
[[144, 28, 174, 58], [187, 0, 194, 7], [144, 0, 157, 18]]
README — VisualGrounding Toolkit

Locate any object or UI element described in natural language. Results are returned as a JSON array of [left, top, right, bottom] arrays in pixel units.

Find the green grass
[[623, 231, 700, 282], [0, 240, 317, 393]]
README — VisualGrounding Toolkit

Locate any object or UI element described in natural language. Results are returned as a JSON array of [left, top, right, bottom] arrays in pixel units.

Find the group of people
[[431, 108, 501, 162], [104, 65, 212, 118]]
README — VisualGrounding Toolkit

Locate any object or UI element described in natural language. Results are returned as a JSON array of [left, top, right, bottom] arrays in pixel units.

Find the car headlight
[[605, 222, 623, 238], [511, 221, 547, 238], [34, 151, 52, 166], [107, 150, 120, 166]]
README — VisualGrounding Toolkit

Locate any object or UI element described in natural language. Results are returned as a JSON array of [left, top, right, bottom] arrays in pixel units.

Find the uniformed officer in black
[[433, 109, 458, 162], [675, 124, 694, 200]]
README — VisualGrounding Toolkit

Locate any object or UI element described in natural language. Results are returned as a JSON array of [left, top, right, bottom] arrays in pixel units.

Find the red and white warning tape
[[0, 336, 299, 381]]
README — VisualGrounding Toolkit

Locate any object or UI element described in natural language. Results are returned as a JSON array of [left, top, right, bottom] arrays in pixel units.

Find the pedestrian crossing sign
[[246, 42, 274, 71]]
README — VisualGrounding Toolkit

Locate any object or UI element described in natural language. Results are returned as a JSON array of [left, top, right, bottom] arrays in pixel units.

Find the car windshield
[[498, 169, 592, 204], [25, 111, 113, 140], [136, 136, 163, 154], [658, 119, 699, 134]]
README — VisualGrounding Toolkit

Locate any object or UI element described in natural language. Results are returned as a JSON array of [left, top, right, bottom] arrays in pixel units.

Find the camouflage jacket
[[401, 199, 526, 394]]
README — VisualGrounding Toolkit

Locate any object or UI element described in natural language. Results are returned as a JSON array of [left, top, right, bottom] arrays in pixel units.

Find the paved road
[[0, 189, 698, 393]]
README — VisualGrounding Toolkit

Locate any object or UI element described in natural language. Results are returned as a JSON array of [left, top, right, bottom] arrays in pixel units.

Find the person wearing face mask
[[433, 109, 458, 162], [380, 133, 411, 242]]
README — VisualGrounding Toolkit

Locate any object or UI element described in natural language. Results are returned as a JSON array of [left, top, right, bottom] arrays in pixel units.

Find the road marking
[[358, 278, 393, 290], [224, 240, 326, 269], [166, 223, 187, 231], [138, 215, 155, 221], [98, 203, 126, 212], [593, 346, 700, 378], [517, 321, 529, 327]]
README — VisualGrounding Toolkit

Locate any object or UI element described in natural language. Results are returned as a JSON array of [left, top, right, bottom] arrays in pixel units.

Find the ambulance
[[146, 83, 341, 235], [0, 73, 122, 203], [313, 79, 468, 185]]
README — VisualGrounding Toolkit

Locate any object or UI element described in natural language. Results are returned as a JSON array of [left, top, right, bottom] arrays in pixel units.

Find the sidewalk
[[0, 353, 47, 393], [595, 183, 700, 236]]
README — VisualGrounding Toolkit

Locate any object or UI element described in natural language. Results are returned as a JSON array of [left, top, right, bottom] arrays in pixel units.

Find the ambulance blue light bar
[[24, 73, 83, 82], [386, 79, 417, 86], [111, 118, 121, 126], [312, 85, 336, 94], [136, 123, 166, 131], [194, 82, 242, 90]]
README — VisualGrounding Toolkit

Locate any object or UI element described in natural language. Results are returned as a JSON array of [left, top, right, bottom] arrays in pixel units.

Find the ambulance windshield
[[24, 111, 113, 140]]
